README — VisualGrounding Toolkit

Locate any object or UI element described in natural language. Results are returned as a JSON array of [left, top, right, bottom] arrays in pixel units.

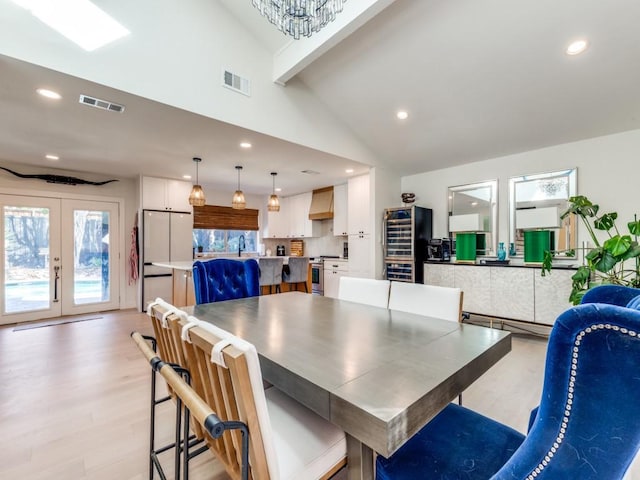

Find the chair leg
[[458, 393, 462, 405], [303, 282, 308, 293]]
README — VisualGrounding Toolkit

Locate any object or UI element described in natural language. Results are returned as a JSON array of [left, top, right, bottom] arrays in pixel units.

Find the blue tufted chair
[[376, 299, 640, 480], [581, 284, 640, 307], [192, 258, 259, 304]]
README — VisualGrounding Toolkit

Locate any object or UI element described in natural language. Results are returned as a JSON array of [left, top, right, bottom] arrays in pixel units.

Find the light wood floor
[[1, 310, 638, 479]]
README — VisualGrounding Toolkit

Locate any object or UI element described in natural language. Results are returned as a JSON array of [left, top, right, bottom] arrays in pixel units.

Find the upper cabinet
[[265, 192, 320, 238], [288, 192, 320, 238], [333, 183, 348, 236], [266, 197, 289, 238], [347, 174, 371, 235], [142, 177, 193, 212]]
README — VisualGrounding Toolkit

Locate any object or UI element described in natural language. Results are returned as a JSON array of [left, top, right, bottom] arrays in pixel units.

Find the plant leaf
[[621, 242, 640, 261], [571, 266, 591, 285], [603, 235, 631, 257], [592, 249, 618, 273], [594, 212, 618, 231], [563, 195, 599, 218], [629, 220, 640, 236]]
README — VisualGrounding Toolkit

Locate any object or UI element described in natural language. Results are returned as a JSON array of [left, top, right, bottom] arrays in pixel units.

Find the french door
[[0, 195, 120, 324]]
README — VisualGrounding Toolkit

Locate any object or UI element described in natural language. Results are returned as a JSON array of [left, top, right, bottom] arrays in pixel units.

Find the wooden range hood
[[308, 186, 334, 220]]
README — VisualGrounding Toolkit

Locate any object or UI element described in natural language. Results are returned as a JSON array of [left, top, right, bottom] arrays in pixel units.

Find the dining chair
[[283, 256, 309, 292], [338, 277, 391, 308], [258, 257, 284, 294], [144, 298, 206, 480], [192, 258, 260, 304], [388, 281, 463, 322], [180, 317, 348, 480], [376, 301, 640, 480], [131, 331, 251, 480]]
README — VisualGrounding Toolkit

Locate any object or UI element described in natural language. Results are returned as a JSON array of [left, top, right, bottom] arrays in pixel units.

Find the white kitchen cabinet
[[323, 259, 349, 298], [142, 176, 193, 212], [266, 197, 289, 238], [347, 174, 371, 235], [288, 192, 320, 238], [348, 234, 373, 278], [333, 183, 348, 236]]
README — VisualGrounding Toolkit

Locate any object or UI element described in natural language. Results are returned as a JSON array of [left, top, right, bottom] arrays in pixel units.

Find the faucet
[[238, 234, 245, 257]]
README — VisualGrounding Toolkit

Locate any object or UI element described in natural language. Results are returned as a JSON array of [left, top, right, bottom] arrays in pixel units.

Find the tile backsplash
[[262, 219, 347, 257]]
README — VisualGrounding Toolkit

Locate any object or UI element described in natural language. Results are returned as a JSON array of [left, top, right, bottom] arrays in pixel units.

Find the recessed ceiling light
[[45, 154, 59, 160], [240, 142, 252, 149], [566, 39, 588, 56], [345, 168, 354, 174], [396, 110, 409, 120], [471, 201, 478, 206], [12, 0, 129, 51], [275, 188, 282, 192], [37, 88, 61, 100], [182, 174, 192, 180]]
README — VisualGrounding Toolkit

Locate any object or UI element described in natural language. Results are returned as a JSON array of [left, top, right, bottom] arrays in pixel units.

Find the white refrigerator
[[142, 210, 193, 311]]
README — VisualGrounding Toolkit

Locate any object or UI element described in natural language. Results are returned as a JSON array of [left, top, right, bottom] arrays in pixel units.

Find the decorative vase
[[509, 242, 516, 257], [497, 242, 506, 261]]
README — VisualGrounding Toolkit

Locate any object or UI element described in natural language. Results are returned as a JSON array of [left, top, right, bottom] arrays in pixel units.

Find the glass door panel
[[0, 195, 61, 323], [61, 200, 119, 315]]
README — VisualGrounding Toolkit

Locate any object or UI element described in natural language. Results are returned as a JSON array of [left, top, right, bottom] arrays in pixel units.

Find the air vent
[[301, 170, 320, 175], [79, 94, 125, 113], [222, 69, 251, 96]]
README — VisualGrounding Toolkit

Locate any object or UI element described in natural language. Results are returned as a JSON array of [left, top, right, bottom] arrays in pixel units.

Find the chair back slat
[[185, 325, 273, 479]]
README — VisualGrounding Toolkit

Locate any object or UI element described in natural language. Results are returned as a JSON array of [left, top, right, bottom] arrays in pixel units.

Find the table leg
[[346, 434, 374, 480]]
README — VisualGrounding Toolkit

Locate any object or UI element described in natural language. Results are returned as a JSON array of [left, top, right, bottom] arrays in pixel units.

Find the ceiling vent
[[222, 69, 251, 96], [301, 169, 320, 175], [79, 94, 125, 113]]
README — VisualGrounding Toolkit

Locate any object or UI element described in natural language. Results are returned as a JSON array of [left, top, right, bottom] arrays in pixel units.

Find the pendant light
[[188, 157, 206, 207], [232, 165, 246, 209], [267, 172, 280, 212]]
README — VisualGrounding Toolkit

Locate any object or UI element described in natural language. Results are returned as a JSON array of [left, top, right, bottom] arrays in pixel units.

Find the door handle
[[53, 265, 60, 303]]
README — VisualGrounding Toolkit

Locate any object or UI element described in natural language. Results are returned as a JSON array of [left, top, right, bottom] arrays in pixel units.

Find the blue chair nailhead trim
[[525, 323, 638, 479]]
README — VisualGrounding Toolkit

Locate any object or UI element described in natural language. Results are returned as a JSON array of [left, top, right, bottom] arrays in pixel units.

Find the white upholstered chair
[[388, 281, 463, 322], [338, 277, 391, 308]]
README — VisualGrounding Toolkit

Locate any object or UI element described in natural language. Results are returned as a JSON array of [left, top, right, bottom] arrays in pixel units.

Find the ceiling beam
[[272, 0, 398, 85]]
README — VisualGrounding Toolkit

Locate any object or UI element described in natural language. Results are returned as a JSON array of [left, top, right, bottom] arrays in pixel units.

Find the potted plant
[[542, 195, 640, 304]]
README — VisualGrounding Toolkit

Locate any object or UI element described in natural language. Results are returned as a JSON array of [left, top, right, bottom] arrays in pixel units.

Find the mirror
[[509, 168, 577, 258], [448, 180, 498, 256]]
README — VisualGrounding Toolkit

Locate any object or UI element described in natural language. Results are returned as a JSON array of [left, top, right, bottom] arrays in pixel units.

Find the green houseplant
[[542, 195, 640, 304]]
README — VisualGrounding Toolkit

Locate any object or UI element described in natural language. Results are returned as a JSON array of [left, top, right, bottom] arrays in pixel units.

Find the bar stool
[[258, 257, 284, 294], [283, 256, 309, 292]]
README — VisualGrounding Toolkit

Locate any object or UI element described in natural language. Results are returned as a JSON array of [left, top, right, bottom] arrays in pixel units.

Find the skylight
[[11, 0, 130, 51]]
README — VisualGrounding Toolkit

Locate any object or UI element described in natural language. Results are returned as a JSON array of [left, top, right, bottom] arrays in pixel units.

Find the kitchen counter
[[152, 256, 295, 271]]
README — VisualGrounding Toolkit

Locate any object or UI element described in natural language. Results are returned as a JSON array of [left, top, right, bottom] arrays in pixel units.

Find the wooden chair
[[388, 281, 464, 322], [179, 318, 348, 479], [132, 331, 250, 480], [338, 277, 391, 308], [145, 298, 206, 480]]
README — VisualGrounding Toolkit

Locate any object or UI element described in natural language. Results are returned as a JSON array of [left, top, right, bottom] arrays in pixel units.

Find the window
[[192, 204, 259, 254], [193, 229, 257, 254]]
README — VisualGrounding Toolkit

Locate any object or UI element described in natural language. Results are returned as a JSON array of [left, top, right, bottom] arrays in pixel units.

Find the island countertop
[[152, 256, 294, 271]]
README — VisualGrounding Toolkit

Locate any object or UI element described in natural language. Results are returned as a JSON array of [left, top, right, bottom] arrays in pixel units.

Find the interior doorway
[[0, 194, 120, 324]]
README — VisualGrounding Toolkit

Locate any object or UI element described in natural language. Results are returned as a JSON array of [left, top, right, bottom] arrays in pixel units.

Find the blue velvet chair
[[192, 258, 259, 304], [376, 291, 640, 480]]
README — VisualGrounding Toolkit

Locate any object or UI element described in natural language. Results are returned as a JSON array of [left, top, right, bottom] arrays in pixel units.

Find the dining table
[[188, 291, 511, 480]]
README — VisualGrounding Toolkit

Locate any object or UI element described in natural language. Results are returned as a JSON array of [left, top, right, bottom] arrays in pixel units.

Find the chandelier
[[251, 0, 347, 40]]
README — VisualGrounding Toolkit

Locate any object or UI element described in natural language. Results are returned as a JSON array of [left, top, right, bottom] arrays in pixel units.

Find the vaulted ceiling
[[1, 0, 639, 195]]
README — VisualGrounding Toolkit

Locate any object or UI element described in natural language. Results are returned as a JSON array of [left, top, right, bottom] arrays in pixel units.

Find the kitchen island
[[152, 257, 312, 306]]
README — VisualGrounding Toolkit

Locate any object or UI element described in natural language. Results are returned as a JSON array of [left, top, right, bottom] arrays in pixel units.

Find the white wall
[[401, 128, 640, 256], [0, 0, 377, 167], [0, 161, 138, 308]]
